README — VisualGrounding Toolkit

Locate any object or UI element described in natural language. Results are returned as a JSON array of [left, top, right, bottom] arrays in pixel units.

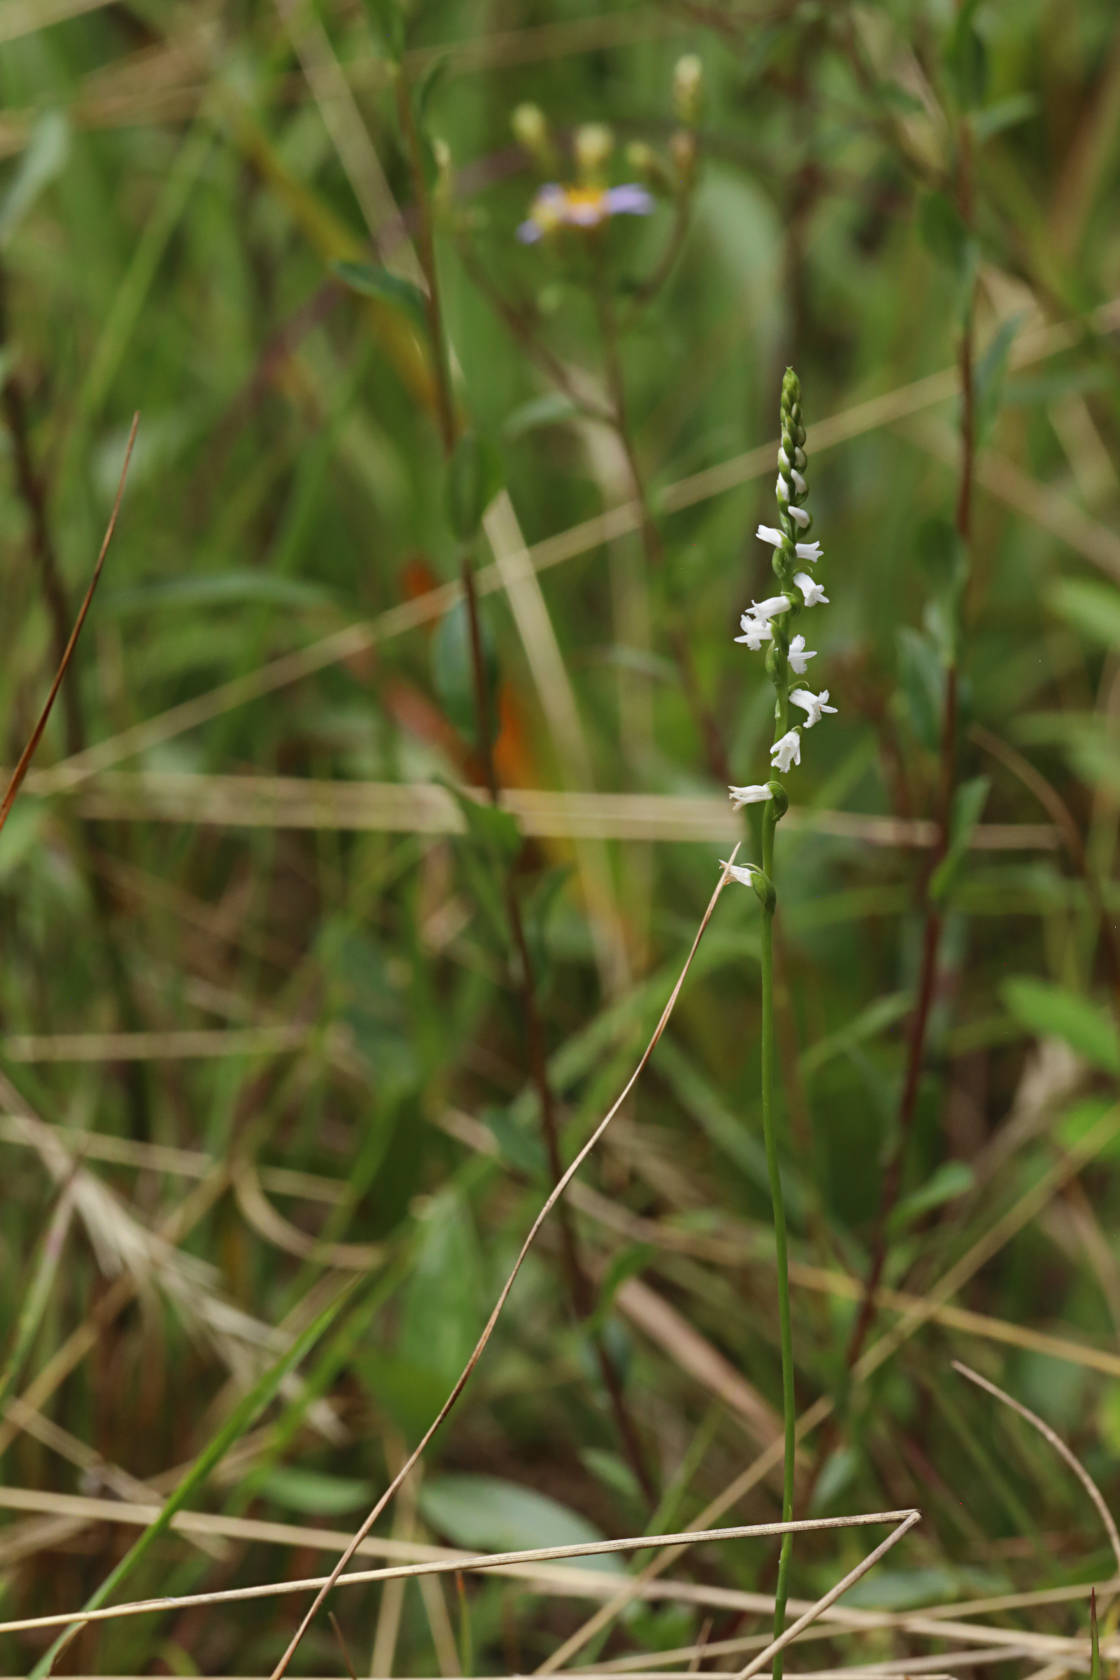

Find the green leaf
[[358, 0, 404, 60], [1002, 978, 1120, 1075], [579, 1447, 643, 1507], [256, 1466, 373, 1515], [418, 1474, 624, 1572], [431, 597, 499, 740], [104, 570, 337, 615], [896, 627, 944, 751], [334, 261, 428, 334], [845, 1564, 1008, 1611], [943, 0, 988, 109], [445, 430, 503, 542], [888, 1160, 975, 1233], [445, 782, 522, 863], [503, 392, 582, 441], [973, 93, 1037, 143], [413, 54, 449, 127], [0, 111, 69, 247], [1050, 578, 1120, 651], [918, 191, 969, 272], [930, 775, 990, 902], [587, 1244, 653, 1334], [975, 314, 1023, 444]]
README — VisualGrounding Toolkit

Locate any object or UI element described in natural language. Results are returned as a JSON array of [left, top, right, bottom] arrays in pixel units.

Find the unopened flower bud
[[673, 54, 704, 125], [511, 103, 553, 169], [574, 122, 614, 183], [431, 136, 453, 210]]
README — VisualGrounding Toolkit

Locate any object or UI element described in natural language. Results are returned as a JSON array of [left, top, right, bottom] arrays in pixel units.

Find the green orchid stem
[[759, 792, 796, 1679]]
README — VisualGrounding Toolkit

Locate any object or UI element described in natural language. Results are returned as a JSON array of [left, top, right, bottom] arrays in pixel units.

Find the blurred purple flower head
[[517, 182, 654, 243]]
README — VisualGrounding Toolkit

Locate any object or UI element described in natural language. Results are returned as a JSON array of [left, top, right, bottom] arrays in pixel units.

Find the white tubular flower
[[795, 572, 829, 607], [788, 504, 811, 529], [755, 523, 786, 550], [789, 687, 837, 728], [734, 613, 772, 650], [770, 729, 801, 773], [794, 539, 823, 564], [749, 594, 791, 620], [728, 783, 773, 809], [788, 634, 816, 675], [720, 858, 765, 887], [776, 474, 790, 500], [790, 467, 807, 495]]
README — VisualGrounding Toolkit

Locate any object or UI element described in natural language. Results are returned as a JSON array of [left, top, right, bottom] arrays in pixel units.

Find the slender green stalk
[[728, 369, 830, 1677], [758, 800, 796, 1671]]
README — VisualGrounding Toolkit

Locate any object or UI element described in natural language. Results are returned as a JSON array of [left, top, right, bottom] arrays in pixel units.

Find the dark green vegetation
[[1, 1, 1119, 1675]]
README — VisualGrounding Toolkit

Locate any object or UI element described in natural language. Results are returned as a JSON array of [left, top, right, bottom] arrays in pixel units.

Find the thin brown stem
[[395, 75, 456, 454], [810, 102, 977, 1478], [399, 83, 655, 1503], [0, 279, 151, 1138]]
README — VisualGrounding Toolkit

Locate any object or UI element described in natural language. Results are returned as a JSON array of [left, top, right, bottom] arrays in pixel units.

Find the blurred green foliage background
[[1, 0, 1119, 1674]]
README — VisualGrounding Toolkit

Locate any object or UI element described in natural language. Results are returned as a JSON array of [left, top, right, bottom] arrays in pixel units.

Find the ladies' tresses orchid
[[749, 594, 792, 620], [790, 687, 837, 728], [728, 783, 774, 809], [734, 614, 772, 650], [729, 369, 834, 805], [720, 858, 766, 888], [770, 729, 801, 773], [794, 572, 828, 607], [755, 525, 823, 565], [723, 371, 834, 1680], [788, 633, 815, 675]]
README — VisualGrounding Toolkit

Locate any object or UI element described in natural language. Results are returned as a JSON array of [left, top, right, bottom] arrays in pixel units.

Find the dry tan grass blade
[[731, 1511, 922, 1680], [0, 1511, 917, 1638]]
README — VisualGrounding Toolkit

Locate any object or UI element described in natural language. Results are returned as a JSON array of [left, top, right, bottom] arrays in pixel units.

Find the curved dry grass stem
[[263, 850, 746, 1678], [0, 1511, 917, 1638], [952, 1358, 1120, 1574]]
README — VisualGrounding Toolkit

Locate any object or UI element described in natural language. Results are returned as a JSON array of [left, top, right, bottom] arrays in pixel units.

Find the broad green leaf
[[418, 1474, 624, 1572], [845, 1564, 1008, 1611], [1002, 978, 1120, 1075], [334, 260, 428, 334], [256, 1467, 372, 1516]]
